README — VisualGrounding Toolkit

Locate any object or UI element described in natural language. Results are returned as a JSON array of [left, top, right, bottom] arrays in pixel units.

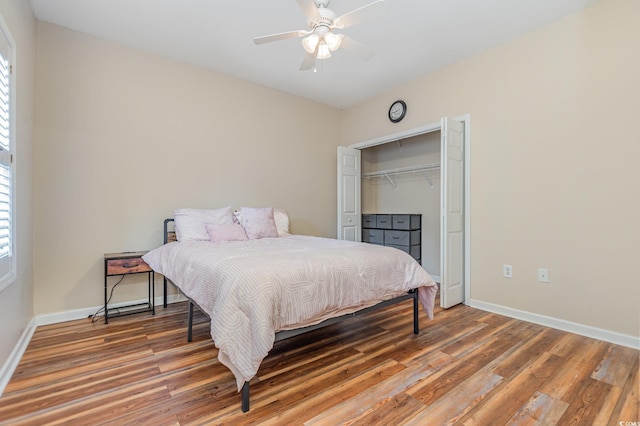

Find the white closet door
[[337, 146, 361, 241], [440, 117, 465, 308]]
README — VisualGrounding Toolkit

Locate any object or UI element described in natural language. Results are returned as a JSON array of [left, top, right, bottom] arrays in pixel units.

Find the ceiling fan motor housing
[[307, 5, 336, 30]]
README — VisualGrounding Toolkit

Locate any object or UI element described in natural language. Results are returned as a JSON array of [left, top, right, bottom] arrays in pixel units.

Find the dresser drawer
[[106, 257, 152, 275], [362, 214, 376, 227], [362, 228, 384, 244], [410, 245, 421, 261], [386, 244, 410, 255], [392, 214, 421, 230], [375, 214, 392, 229], [384, 230, 420, 246]]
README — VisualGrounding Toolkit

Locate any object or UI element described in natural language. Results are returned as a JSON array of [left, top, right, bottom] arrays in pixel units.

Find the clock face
[[389, 100, 406, 123]]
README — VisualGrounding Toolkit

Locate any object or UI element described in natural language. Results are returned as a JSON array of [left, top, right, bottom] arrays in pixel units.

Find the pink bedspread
[[143, 235, 437, 391]]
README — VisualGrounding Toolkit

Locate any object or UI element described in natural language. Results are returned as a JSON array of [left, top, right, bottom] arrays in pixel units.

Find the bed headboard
[[164, 218, 176, 244]]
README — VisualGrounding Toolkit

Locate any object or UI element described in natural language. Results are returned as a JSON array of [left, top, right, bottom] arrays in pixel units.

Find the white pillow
[[173, 207, 234, 241], [274, 208, 291, 236], [237, 207, 279, 239]]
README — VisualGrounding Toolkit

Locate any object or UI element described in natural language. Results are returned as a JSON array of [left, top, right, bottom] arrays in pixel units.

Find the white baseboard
[[0, 318, 37, 396], [467, 298, 640, 350], [430, 275, 441, 283], [33, 294, 187, 326]]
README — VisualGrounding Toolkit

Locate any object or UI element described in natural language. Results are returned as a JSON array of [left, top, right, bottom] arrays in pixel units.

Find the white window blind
[[0, 23, 14, 289]]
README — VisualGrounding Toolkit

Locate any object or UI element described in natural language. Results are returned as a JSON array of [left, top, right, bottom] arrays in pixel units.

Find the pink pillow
[[238, 207, 279, 239], [206, 223, 248, 242]]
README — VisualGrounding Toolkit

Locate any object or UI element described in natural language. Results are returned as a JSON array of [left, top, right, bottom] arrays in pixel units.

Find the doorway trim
[[348, 114, 471, 304]]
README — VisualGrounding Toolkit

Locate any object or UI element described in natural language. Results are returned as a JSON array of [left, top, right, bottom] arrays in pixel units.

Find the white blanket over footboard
[[143, 235, 437, 390]]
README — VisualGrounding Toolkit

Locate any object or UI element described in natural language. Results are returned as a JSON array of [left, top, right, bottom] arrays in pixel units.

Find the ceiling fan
[[253, 0, 387, 71]]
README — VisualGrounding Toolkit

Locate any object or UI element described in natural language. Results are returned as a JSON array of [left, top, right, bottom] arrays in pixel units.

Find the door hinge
[[9, 65, 12, 75]]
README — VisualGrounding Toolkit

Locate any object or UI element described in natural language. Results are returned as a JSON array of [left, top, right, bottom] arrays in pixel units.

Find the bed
[[142, 207, 438, 411]]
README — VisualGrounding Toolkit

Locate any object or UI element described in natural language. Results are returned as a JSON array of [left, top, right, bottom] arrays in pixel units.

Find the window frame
[[0, 15, 16, 292]]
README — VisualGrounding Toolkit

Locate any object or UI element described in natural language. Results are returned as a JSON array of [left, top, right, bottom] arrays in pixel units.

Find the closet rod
[[361, 162, 440, 179]]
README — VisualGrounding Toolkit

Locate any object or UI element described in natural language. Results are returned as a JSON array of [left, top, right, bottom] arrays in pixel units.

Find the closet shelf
[[362, 162, 440, 189]]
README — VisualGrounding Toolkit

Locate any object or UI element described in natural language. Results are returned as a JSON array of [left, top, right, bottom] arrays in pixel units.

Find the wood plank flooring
[[0, 300, 637, 425]]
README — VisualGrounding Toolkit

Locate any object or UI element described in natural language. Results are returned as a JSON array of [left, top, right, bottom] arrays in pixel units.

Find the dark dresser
[[362, 214, 421, 264]]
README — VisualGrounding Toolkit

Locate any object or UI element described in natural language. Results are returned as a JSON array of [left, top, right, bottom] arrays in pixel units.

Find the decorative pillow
[[235, 208, 291, 236], [274, 208, 291, 236], [206, 223, 248, 242], [238, 207, 279, 239], [173, 206, 234, 241]]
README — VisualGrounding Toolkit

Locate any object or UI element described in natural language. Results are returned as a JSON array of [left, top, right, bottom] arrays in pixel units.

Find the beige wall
[[33, 22, 341, 314], [343, 0, 640, 338], [0, 0, 36, 368]]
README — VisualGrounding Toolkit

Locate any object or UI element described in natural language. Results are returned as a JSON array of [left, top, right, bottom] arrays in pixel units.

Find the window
[[0, 21, 14, 291]]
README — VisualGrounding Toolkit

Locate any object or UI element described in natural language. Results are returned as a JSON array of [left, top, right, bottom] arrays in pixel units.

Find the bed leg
[[187, 302, 194, 342], [413, 290, 419, 335], [241, 381, 250, 412], [163, 277, 168, 308]]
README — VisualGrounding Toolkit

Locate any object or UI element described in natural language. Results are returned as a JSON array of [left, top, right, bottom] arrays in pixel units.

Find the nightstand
[[103, 251, 154, 324]]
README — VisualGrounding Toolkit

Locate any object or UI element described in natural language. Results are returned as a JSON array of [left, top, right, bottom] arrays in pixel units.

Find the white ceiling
[[29, 0, 600, 108]]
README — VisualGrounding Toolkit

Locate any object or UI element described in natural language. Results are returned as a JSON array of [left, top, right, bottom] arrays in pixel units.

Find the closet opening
[[338, 115, 469, 309], [361, 131, 442, 282]]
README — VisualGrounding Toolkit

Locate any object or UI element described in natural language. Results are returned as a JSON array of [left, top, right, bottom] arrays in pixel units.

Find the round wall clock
[[388, 100, 406, 123]]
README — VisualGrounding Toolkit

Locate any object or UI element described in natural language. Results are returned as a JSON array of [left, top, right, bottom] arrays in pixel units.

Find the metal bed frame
[[162, 218, 420, 412]]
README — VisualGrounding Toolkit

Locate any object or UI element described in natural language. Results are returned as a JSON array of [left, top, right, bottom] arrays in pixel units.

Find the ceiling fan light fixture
[[316, 41, 332, 59], [302, 33, 320, 54], [324, 32, 344, 51]]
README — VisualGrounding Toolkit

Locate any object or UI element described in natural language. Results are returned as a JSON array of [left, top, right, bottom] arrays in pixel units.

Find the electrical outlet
[[503, 264, 513, 278], [538, 268, 549, 283]]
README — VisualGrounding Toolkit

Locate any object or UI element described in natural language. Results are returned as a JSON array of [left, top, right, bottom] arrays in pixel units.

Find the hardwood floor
[[0, 300, 637, 425]]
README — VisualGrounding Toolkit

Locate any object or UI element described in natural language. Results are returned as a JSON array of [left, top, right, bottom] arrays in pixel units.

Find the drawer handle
[[392, 236, 400, 239], [396, 220, 405, 223]]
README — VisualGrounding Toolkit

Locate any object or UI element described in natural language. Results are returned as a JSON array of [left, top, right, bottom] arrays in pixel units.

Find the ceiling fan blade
[[341, 36, 375, 61], [253, 30, 308, 45], [300, 52, 316, 71], [296, 0, 318, 18], [333, 0, 387, 29]]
